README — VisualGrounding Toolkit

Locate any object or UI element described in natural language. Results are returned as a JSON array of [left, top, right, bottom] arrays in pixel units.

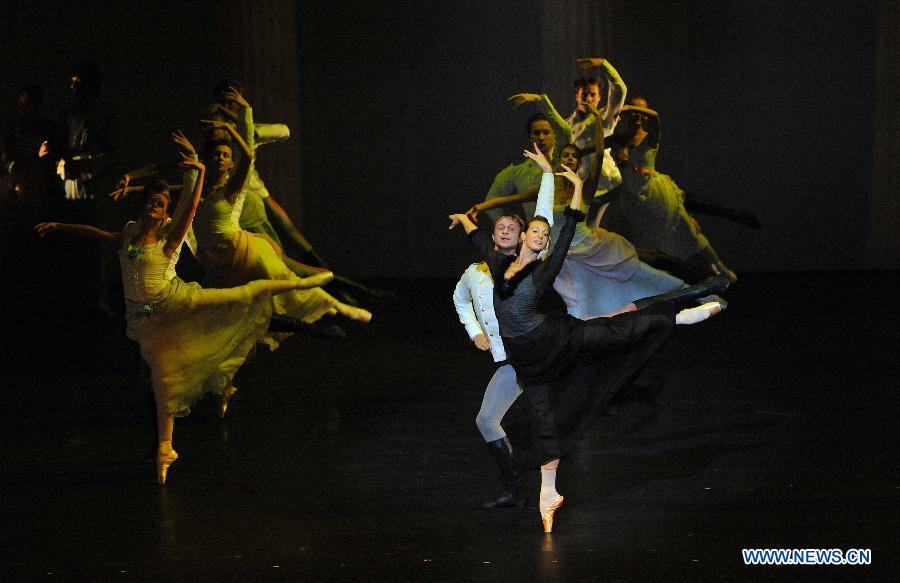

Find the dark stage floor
[[1, 272, 898, 582]]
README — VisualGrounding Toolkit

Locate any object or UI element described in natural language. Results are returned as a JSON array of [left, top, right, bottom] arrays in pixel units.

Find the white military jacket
[[452, 262, 506, 362]]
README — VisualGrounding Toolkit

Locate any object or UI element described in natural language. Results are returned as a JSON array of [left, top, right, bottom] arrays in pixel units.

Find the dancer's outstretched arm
[[109, 160, 180, 200], [35, 222, 120, 242], [467, 186, 539, 221], [448, 212, 479, 235], [507, 93, 573, 145], [220, 87, 253, 204]]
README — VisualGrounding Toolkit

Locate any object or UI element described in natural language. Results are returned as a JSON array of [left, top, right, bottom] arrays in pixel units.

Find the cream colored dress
[[119, 221, 273, 416]]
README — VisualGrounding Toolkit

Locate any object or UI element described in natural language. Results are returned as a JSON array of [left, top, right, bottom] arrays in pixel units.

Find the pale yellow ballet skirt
[[119, 221, 273, 416]]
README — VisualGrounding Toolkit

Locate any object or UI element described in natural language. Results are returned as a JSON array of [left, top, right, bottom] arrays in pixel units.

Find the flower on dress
[[127, 244, 145, 259]]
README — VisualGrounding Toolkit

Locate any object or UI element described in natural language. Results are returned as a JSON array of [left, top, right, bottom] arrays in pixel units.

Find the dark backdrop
[[2, 0, 897, 279]]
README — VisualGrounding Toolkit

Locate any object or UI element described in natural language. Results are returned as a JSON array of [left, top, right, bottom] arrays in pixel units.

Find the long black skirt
[[504, 302, 675, 467]]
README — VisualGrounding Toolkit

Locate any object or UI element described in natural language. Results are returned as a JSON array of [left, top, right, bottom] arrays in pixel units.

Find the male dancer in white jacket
[[452, 214, 527, 508]]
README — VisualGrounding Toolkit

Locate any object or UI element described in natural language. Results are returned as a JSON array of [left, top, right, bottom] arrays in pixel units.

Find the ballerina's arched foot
[[675, 301, 722, 325], [156, 448, 179, 485], [219, 386, 237, 419], [295, 271, 335, 289], [540, 495, 564, 533], [335, 302, 372, 324]]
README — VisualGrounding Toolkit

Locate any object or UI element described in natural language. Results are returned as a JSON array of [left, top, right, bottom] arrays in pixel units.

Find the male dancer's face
[[492, 217, 521, 255], [575, 83, 601, 113]]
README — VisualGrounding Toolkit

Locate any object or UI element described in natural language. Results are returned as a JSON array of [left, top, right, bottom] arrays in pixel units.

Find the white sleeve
[[255, 123, 291, 147], [533, 172, 555, 227], [452, 271, 485, 340], [600, 60, 627, 133]]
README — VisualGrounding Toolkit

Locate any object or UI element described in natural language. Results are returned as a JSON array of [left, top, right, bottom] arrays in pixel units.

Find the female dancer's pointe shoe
[[336, 303, 372, 324], [295, 271, 334, 289], [700, 301, 723, 317], [219, 386, 237, 419], [156, 449, 179, 485], [540, 495, 564, 533], [675, 301, 722, 325]]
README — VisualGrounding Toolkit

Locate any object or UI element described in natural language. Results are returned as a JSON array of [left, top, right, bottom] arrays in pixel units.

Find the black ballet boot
[[633, 275, 732, 311], [483, 436, 527, 509]]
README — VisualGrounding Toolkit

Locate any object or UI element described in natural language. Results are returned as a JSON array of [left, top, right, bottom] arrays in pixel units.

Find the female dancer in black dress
[[450, 155, 723, 532]]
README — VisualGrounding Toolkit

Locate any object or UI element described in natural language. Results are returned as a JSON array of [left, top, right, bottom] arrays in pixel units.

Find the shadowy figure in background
[[3, 85, 60, 218], [2, 85, 61, 276], [45, 62, 122, 315]]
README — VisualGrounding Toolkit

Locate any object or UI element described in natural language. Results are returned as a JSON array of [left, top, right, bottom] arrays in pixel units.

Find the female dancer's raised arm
[[526, 163, 583, 293], [164, 132, 206, 258], [213, 86, 253, 205]]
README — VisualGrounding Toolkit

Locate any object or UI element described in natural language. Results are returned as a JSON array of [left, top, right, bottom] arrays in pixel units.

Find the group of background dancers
[[452, 57, 749, 532]]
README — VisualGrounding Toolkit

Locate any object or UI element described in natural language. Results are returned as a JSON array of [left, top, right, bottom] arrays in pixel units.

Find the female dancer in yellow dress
[[36, 132, 333, 484]]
